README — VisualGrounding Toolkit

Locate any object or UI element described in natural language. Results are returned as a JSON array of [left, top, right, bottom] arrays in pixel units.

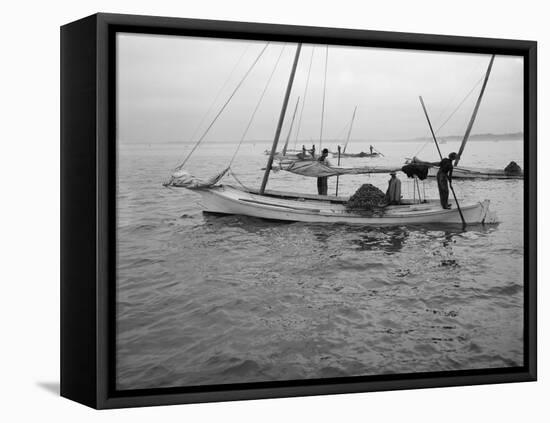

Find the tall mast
[[319, 45, 329, 151], [282, 96, 300, 156], [343, 106, 357, 153], [260, 44, 302, 194], [455, 54, 495, 166]]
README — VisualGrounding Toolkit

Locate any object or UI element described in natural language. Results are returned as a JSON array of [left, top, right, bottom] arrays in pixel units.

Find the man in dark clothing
[[385, 171, 401, 205], [317, 148, 330, 195], [297, 144, 308, 160], [436, 152, 457, 209]]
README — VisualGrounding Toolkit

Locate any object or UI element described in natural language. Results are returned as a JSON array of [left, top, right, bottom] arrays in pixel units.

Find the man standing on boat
[[317, 148, 331, 195], [297, 145, 308, 160], [413, 152, 457, 209], [385, 171, 401, 205], [435, 152, 457, 209]]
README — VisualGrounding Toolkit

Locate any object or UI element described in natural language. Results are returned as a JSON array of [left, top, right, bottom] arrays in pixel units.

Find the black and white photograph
[[3, 0, 547, 418], [115, 32, 526, 391]]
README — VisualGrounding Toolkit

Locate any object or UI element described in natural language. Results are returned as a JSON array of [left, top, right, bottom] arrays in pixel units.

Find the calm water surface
[[116, 140, 524, 389]]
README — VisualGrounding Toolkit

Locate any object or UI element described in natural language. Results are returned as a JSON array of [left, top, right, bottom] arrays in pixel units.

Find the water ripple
[[115, 141, 524, 389]]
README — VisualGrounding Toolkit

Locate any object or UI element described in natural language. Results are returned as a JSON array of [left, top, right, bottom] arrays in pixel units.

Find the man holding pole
[[418, 95, 466, 226], [437, 152, 457, 209], [415, 152, 457, 209]]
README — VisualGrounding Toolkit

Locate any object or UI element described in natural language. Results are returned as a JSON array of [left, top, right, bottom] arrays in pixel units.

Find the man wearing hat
[[385, 171, 402, 205], [413, 152, 458, 209], [436, 152, 457, 209]]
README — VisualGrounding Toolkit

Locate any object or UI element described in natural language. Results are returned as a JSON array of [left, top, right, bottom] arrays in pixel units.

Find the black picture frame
[[60, 12, 537, 409]]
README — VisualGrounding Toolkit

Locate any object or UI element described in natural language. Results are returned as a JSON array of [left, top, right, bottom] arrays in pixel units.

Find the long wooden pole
[[419, 96, 466, 227], [282, 96, 300, 156], [455, 54, 495, 166], [260, 44, 302, 194], [336, 145, 341, 196], [373, 147, 384, 157], [343, 106, 357, 153]]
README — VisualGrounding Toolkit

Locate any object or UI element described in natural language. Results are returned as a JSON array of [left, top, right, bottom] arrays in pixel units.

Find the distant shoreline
[[120, 132, 523, 145]]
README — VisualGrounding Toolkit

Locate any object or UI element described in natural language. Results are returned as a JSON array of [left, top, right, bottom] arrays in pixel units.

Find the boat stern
[[480, 199, 498, 224]]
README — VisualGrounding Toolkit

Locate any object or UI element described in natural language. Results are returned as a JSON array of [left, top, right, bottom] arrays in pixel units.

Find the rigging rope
[[228, 169, 251, 190], [319, 45, 329, 151], [174, 42, 270, 171], [228, 45, 287, 167], [435, 76, 484, 134], [431, 61, 489, 132], [172, 44, 251, 169], [293, 46, 315, 150], [282, 96, 300, 155], [335, 120, 351, 145], [413, 75, 484, 157]]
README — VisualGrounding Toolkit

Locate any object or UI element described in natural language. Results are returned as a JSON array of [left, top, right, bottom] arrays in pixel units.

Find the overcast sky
[[117, 33, 523, 144]]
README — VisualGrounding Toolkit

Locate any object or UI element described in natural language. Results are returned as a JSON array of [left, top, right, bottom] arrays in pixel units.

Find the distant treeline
[[123, 132, 523, 145], [395, 132, 524, 143], [235, 132, 524, 145]]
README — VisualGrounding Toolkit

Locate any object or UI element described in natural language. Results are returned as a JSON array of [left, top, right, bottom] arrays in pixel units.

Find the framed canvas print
[[60, 13, 537, 409]]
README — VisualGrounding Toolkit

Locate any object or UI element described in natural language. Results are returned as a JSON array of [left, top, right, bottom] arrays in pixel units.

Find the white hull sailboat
[[332, 107, 382, 159], [166, 43, 498, 227], [194, 185, 496, 225], [332, 151, 380, 159]]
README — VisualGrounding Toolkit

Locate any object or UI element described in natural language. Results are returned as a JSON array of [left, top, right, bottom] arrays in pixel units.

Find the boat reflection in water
[[339, 226, 409, 254], [201, 212, 496, 261]]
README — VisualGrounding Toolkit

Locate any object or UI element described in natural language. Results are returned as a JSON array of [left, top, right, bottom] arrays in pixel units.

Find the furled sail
[[165, 167, 229, 189], [280, 160, 399, 178]]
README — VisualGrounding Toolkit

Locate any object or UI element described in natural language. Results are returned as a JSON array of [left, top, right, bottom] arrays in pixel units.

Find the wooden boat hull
[[427, 166, 523, 180], [193, 185, 496, 225], [273, 153, 303, 160], [332, 152, 380, 158], [266, 149, 304, 158]]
